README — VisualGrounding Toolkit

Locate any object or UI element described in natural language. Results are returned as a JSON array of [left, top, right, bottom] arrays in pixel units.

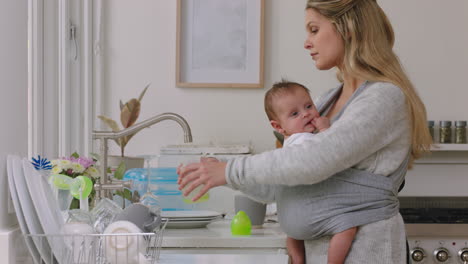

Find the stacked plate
[[7, 155, 65, 263], [162, 210, 223, 229]]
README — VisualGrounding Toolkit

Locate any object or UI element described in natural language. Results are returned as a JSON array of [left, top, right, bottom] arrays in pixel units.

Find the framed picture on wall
[[176, 0, 264, 88]]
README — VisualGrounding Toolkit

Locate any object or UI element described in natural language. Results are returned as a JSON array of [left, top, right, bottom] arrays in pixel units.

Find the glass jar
[[439, 121, 452, 143], [427, 120, 435, 141], [455, 121, 467, 144]]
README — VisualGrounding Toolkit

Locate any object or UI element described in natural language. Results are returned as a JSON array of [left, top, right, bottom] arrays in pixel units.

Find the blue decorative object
[[31, 155, 52, 171]]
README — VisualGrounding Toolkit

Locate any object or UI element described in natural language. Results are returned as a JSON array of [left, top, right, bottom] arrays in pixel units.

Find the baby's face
[[273, 88, 319, 135]]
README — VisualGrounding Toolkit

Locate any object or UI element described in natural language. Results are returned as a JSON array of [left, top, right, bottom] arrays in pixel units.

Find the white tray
[[160, 144, 250, 155]]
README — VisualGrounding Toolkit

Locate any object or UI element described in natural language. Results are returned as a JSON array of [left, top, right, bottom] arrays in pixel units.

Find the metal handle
[[111, 179, 133, 189], [94, 181, 132, 191], [92, 112, 193, 201]]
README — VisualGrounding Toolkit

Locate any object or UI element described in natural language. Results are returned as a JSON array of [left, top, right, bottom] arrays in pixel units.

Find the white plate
[[9, 156, 52, 263], [22, 158, 66, 263], [166, 219, 214, 229], [164, 217, 220, 222], [6, 155, 42, 263], [161, 210, 222, 218], [166, 215, 223, 221]]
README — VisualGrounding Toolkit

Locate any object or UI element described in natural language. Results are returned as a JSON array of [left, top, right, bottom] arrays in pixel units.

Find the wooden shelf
[[431, 144, 468, 151], [416, 144, 468, 164]]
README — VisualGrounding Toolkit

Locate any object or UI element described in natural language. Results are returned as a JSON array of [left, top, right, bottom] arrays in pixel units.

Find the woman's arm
[[178, 82, 410, 200], [227, 82, 410, 186], [178, 158, 277, 203]]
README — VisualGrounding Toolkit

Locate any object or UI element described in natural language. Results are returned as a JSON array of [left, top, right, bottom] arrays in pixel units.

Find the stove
[[399, 197, 468, 264]]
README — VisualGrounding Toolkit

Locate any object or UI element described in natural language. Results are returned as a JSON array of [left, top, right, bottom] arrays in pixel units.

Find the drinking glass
[[138, 155, 162, 216]]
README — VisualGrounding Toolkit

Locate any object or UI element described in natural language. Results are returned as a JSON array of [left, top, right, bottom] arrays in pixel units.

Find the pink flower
[[64, 156, 95, 169]]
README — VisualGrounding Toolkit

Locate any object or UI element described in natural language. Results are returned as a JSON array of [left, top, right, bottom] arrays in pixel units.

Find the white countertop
[[162, 219, 287, 248], [159, 253, 289, 264]]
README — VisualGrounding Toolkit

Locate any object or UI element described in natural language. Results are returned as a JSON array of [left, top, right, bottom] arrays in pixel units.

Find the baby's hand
[[314, 116, 330, 132]]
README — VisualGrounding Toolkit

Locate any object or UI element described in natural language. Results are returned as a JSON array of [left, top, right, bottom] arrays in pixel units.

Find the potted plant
[[98, 84, 150, 170]]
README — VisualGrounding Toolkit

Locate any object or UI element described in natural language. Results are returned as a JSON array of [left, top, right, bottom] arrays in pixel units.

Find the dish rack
[[23, 220, 168, 264]]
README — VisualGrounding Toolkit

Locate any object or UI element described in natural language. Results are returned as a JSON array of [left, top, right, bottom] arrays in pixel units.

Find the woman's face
[[304, 8, 345, 70]]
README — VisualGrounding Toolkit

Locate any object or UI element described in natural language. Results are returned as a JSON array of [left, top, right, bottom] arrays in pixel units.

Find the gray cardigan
[[226, 81, 410, 263]]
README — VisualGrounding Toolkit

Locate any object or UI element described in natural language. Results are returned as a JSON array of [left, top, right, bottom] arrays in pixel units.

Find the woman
[[178, 0, 432, 263]]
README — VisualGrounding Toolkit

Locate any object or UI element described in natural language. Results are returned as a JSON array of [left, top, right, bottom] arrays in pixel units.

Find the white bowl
[[103, 221, 146, 264]]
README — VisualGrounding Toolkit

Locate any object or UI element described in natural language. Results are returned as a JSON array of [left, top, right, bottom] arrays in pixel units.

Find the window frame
[[29, 0, 95, 158]]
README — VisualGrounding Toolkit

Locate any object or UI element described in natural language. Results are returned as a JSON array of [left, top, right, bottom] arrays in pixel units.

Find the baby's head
[[264, 80, 320, 136]]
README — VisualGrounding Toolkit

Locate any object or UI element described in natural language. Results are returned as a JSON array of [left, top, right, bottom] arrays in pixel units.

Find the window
[[29, 0, 95, 158]]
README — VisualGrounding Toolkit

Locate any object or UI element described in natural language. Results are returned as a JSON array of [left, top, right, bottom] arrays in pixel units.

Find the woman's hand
[[177, 158, 228, 201]]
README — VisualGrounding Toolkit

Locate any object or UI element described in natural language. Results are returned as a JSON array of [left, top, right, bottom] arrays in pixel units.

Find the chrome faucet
[[92, 112, 193, 200]]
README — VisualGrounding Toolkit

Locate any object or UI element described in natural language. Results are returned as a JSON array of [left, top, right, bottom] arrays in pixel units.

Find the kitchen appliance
[[400, 197, 468, 264]]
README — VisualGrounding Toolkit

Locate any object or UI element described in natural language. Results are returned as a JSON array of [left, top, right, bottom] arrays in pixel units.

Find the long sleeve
[[226, 82, 410, 186]]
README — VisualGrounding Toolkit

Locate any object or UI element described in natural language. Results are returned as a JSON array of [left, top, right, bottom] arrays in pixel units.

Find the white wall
[[0, 0, 28, 229], [97, 1, 468, 196], [379, 0, 468, 121], [98, 0, 468, 153], [97, 0, 336, 157], [0, 1, 27, 263]]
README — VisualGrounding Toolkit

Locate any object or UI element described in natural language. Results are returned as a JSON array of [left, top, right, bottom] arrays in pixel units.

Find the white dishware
[[22, 158, 66, 263], [103, 221, 146, 264], [6, 155, 42, 263], [161, 210, 223, 229], [161, 210, 221, 218], [166, 219, 215, 229], [115, 203, 161, 232], [61, 222, 95, 263], [9, 155, 53, 263], [165, 216, 221, 221]]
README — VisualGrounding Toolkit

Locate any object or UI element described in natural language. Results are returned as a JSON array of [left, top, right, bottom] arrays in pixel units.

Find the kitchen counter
[[161, 219, 287, 249], [158, 253, 289, 264]]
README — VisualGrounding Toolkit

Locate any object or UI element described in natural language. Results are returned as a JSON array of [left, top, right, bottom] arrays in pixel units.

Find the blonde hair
[[264, 80, 310, 121], [306, 0, 432, 166]]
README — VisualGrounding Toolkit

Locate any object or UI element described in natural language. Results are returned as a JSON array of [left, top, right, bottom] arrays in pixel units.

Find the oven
[[400, 197, 468, 264]]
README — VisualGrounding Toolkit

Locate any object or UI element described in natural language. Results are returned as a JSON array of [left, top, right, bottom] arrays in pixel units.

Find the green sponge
[[231, 211, 252, 236]]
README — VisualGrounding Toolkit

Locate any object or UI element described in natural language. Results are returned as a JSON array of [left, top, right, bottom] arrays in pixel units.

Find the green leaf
[[69, 198, 79, 210], [90, 152, 100, 162], [71, 152, 80, 159], [114, 161, 126, 180], [115, 188, 132, 201], [115, 190, 123, 198], [123, 189, 132, 200]]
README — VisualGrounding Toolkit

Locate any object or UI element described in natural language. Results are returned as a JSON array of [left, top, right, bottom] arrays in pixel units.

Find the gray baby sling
[[276, 82, 409, 240]]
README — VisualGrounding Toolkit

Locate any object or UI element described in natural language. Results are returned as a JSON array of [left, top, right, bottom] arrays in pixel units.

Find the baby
[[265, 80, 357, 264]]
